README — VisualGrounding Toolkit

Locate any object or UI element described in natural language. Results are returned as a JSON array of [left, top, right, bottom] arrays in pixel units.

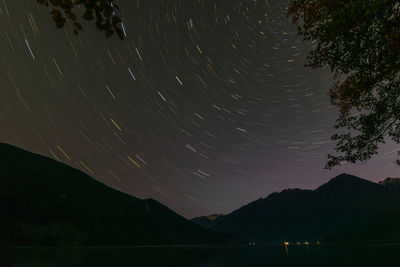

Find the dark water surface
[[1, 243, 399, 267]]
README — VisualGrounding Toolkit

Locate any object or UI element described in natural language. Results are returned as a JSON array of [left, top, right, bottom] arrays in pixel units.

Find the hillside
[[191, 214, 225, 229], [0, 142, 241, 246], [206, 174, 400, 242]]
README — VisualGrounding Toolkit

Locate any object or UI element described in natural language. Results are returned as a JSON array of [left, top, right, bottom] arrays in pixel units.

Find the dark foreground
[[1, 243, 399, 267]]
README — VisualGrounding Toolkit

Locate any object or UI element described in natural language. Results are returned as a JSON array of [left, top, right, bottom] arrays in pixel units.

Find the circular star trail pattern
[[0, 0, 399, 218]]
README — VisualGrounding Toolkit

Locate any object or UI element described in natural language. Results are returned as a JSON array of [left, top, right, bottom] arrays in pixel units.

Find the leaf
[[74, 22, 82, 30], [69, 12, 77, 21], [38, 0, 124, 40], [111, 16, 121, 25], [82, 9, 94, 21], [115, 28, 124, 40]]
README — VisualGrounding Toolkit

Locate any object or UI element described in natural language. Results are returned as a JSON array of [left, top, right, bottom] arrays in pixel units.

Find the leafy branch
[[37, 0, 125, 39]]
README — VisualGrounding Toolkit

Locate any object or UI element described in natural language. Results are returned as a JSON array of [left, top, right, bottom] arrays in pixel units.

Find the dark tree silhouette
[[287, 0, 400, 168], [37, 0, 125, 39]]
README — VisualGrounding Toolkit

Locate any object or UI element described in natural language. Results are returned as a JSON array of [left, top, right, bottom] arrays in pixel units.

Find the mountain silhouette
[[379, 177, 400, 191], [327, 176, 400, 242], [194, 173, 400, 242], [0, 142, 242, 246], [191, 214, 225, 229]]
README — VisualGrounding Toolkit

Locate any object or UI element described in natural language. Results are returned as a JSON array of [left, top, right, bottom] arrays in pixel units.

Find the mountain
[[326, 202, 400, 242], [328, 177, 400, 242], [0, 142, 242, 246], [379, 177, 400, 191], [191, 214, 225, 229], [208, 173, 400, 242]]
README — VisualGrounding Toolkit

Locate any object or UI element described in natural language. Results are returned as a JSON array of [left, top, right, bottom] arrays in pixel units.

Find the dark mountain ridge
[[191, 214, 225, 229], [0, 142, 242, 246], [195, 173, 400, 242], [379, 177, 400, 191]]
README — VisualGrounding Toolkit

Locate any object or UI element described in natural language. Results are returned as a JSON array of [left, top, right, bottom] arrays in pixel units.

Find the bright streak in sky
[[121, 22, 127, 37], [128, 68, 136, 80], [24, 38, 35, 59]]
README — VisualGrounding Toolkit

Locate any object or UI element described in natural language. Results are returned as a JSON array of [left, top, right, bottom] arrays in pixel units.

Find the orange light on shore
[[283, 241, 289, 256]]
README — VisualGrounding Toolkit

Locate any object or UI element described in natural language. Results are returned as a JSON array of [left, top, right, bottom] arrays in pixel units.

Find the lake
[[1, 243, 399, 266]]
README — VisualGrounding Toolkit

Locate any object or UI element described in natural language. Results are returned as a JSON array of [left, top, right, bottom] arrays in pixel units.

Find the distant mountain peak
[[191, 214, 225, 229], [379, 177, 400, 185], [210, 173, 400, 242], [379, 177, 400, 191], [332, 173, 363, 181], [316, 173, 377, 192]]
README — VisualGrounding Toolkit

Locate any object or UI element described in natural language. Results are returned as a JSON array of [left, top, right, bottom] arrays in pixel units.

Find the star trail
[[0, 0, 399, 218]]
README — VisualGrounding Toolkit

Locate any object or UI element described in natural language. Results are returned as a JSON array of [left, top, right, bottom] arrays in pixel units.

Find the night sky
[[1, 0, 399, 218]]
